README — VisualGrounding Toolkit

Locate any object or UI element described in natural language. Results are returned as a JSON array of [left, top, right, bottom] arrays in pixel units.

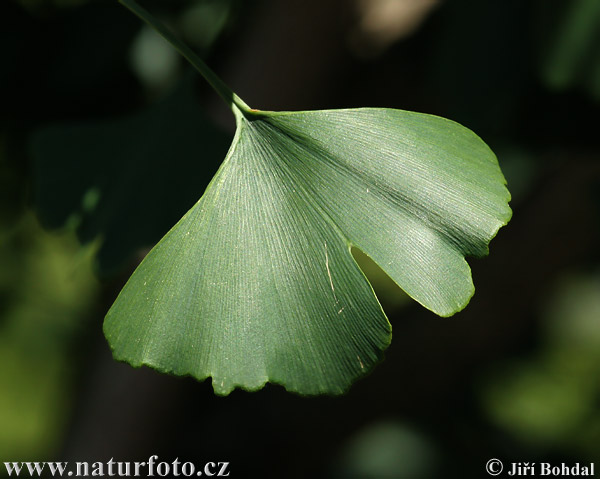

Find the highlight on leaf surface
[[104, 0, 512, 396]]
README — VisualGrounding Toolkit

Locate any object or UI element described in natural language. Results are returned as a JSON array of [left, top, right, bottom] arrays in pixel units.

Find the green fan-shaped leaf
[[104, 106, 511, 395], [104, 0, 511, 395]]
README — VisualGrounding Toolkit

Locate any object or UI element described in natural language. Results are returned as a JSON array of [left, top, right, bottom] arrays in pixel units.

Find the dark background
[[1, 0, 599, 477]]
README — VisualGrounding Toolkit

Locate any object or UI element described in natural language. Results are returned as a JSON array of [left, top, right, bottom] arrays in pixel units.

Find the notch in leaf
[[104, 0, 512, 395]]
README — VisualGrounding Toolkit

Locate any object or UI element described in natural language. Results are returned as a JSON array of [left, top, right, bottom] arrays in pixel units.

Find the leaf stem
[[119, 0, 251, 115]]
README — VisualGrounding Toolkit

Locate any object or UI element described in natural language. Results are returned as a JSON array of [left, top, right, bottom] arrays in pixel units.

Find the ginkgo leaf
[[104, 0, 511, 395], [104, 105, 511, 395]]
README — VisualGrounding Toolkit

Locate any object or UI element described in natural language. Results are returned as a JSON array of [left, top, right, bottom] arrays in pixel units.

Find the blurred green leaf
[[539, 0, 600, 100], [334, 420, 439, 479], [0, 214, 98, 459], [179, 0, 234, 52], [481, 273, 600, 453], [104, 106, 511, 395], [544, 274, 600, 351], [30, 74, 231, 275]]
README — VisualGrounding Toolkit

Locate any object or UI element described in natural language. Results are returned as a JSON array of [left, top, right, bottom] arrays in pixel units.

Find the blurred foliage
[[537, 0, 600, 101], [129, 0, 236, 93], [179, 0, 235, 52], [333, 419, 439, 478], [482, 272, 600, 459], [30, 74, 231, 275], [0, 213, 98, 459]]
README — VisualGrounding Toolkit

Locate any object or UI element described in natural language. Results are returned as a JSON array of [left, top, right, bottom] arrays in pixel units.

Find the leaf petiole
[[119, 0, 252, 116]]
